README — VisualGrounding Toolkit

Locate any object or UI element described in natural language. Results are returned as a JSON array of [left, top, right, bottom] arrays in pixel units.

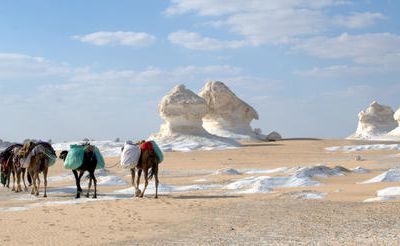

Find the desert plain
[[1, 139, 400, 245]]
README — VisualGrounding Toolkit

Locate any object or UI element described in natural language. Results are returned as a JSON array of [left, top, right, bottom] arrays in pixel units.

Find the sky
[[0, 0, 399, 142]]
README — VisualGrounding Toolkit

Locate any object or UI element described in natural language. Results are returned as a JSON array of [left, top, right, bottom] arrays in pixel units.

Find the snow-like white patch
[[351, 166, 370, 173], [96, 176, 128, 186], [360, 169, 400, 184], [224, 165, 349, 194], [225, 176, 320, 194], [326, 144, 400, 152], [53, 140, 124, 157], [213, 168, 241, 175], [114, 183, 221, 195], [151, 134, 239, 152], [364, 186, 400, 202], [194, 179, 208, 182], [244, 167, 288, 175], [0, 206, 29, 212], [377, 186, 400, 197], [47, 173, 74, 182]]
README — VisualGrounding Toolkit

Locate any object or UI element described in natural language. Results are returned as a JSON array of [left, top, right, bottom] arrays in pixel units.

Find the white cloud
[[165, 0, 348, 16], [165, 0, 381, 48], [295, 65, 385, 78], [333, 12, 385, 29], [71, 31, 156, 46], [168, 30, 246, 50], [71, 64, 241, 83], [295, 33, 400, 67], [222, 9, 327, 45], [0, 53, 70, 79]]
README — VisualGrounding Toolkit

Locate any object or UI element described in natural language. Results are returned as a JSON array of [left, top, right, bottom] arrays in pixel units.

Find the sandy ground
[[1, 139, 400, 245]]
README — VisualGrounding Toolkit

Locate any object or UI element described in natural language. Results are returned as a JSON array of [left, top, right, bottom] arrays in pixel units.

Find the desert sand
[[1, 139, 400, 245]]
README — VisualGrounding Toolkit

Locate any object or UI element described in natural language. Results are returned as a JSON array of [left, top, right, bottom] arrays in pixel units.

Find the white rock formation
[[266, 131, 282, 141], [348, 101, 397, 139], [150, 85, 240, 151], [387, 107, 400, 137], [199, 81, 262, 140], [158, 84, 208, 136]]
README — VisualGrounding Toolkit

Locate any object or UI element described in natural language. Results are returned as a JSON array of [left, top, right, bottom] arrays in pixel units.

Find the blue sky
[[0, 0, 399, 142]]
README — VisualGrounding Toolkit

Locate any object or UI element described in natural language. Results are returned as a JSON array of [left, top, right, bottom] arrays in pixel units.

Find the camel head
[[59, 150, 68, 161]]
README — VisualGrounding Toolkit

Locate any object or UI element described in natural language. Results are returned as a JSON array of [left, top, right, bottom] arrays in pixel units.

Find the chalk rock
[[199, 81, 261, 140], [266, 131, 282, 141], [150, 85, 240, 151], [348, 101, 397, 139], [158, 84, 208, 136], [387, 107, 400, 137]]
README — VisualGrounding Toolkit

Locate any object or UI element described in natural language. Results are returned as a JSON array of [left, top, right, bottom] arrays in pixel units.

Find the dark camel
[[59, 144, 98, 199]]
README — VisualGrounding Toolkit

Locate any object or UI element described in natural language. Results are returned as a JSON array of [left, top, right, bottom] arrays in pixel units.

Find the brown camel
[[17, 141, 53, 197], [129, 141, 160, 199]]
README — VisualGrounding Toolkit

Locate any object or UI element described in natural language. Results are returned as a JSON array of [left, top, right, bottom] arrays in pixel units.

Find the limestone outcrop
[[150, 85, 240, 151], [198, 81, 261, 140], [387, 107, 400, 137], [348, 101, 397, 139]]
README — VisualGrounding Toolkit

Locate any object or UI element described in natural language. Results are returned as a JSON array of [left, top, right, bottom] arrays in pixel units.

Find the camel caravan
[[0, 139, 163, 199]]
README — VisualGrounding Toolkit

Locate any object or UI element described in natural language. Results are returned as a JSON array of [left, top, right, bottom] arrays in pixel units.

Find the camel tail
[[147, 159, 158, 180]]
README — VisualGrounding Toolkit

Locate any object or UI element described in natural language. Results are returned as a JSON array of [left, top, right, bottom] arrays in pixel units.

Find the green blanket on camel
[[63, 144, 105, 170]]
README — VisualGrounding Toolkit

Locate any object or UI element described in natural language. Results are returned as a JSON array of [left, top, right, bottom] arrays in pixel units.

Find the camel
[[128, 141, 160, 199], [17, 141, 56, 197], [0, 144, 23, 190], [59, 144, 98, 199]]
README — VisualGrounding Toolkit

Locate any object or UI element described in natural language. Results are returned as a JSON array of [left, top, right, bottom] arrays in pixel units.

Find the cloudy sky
[[0, 0, 399, 142]]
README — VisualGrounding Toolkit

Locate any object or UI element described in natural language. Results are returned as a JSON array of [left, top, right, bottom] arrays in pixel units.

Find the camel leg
[[6, 171, 10, 188], [76, 170, 85, 198], [43, 166, 48, 198], [136, 169, 142, 197], [86, 174, 92, 198], [22, 169, 28, 191], [29, 169, 37, 195], [27, 171, 32, 186], [91, 171, 97, 199], [130, 168, 139, 198], [140, 169, 149, 198], [16, 169, 22, 192], [36, 172, 40, 196], [11, 170, 16, 191], [72, 170, 81, 198], [154, 165, 159, 199]]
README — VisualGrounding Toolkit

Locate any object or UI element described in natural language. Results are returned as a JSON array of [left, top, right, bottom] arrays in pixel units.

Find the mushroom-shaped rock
[[266, 131, 282, 141], [150, 85, 240, 151], [387, 107, 400, 137], [158, 85, 208, 135], [198, 81, 261, 140], [348, 101, 397, 139]]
